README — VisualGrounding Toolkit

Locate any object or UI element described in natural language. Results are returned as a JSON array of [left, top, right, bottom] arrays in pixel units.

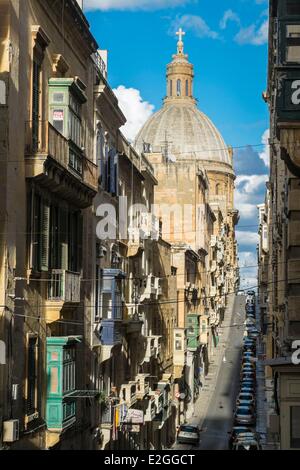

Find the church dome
[[135, 102, 231, 165], [134, 28, 232, 167]]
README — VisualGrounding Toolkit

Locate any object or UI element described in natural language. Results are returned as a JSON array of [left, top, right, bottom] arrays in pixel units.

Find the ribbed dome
[[134, 102, 231, 166]]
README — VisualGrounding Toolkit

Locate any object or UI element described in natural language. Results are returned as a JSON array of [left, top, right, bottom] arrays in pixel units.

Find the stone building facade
[[259, 0, 300, 450]]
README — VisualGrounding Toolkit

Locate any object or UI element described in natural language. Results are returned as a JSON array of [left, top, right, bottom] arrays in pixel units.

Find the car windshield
[[235, 428, 250, 435], [237, 408, 252, 415], [180, 426, 198, 433]]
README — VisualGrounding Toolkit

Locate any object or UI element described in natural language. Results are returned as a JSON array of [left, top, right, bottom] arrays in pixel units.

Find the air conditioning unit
[[3, 420, 19, 443]]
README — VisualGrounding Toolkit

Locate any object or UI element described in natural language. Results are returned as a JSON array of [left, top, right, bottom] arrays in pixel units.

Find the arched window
[[216, 183, 220, 195], [185, 80, 189, 96], [169, 80, 173, 97], [176, 79, 181, 96]]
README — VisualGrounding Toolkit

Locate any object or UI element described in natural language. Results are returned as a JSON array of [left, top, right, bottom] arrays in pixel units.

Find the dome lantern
[[165, 28, 195, 105]]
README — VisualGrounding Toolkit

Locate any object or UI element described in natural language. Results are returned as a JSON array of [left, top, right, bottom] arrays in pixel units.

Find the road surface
[[174, 294, 245, 450]]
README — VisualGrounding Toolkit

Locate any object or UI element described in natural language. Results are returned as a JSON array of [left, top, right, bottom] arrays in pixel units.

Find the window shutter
[[50, 206, 59, 270], [27, 337, 37, 415], [29, 190, 38, 270], [114, 152, 119, 196], [32, 59, 40, 151], [109, 148, 117, 194], [77, 212, 83, 272], [59, 206, 68, 270], [39, 200, 50, 271]]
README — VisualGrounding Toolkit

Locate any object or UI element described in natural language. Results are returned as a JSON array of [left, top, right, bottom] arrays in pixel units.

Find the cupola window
[[176, 79, 181, 96], [185, 80, 189, 96]]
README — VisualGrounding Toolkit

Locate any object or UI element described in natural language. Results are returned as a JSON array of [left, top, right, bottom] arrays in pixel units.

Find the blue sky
[[84, 0, 270, 289]]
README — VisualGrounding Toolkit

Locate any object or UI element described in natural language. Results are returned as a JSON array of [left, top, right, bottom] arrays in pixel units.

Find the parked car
[[241, 378, 255, 386], [241, 373, 256, 383], [234, 406, 256, 425], [247, 290, 256, 297], [243, 351, 255, 357], [232, 438, 261, 451], [177, 424, 200, 445], [242, 365, 256, 374], [236, 393, 255, 407], [228, 426, 252, 450], [245, 306, 255, 313], [242, 356, 255, 365], [245, 318, 256, 326], [240, 384, 255, 394], [248, 331, 260, 339]]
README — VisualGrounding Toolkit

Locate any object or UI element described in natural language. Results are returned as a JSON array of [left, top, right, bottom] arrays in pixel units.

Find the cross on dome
[[176, 28, 185, 54], [176, 28, 185, 43]]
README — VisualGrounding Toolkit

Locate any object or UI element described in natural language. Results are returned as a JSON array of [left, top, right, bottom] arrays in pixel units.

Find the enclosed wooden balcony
[[25, 121, 98, 208], [44, 270, 81, 324]]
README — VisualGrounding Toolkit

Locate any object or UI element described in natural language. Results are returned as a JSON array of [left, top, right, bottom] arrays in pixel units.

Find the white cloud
[[239, 251, 257, 267], [235, 18, 268, 45], [84, 0, 192, 11], [236, 174, 268, 194], [236, 231, 259, 245], [220, 10, 240, 30], [170, 14, 219, 40], [235, 174, 268, 219], [259, 129, 270, 167], [113, 85, 155, 142], [238, 251, 258, 290]]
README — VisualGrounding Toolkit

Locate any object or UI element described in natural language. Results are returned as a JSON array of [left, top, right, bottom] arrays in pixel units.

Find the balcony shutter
[[39, 200, 50, 271], [50, 205, 59, 270], [32, 59, 40, 151], [26, 336, 37, 415], [59, 206, 69, 270], [29, 190, 39, 270], [114, 152, 119, 196], [109, 148, 117, 195]]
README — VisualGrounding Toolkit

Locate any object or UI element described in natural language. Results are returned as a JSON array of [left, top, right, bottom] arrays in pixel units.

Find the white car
[[177, 424, 200, 445]]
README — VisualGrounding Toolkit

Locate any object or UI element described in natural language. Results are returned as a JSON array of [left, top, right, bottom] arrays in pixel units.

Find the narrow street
[[174, 295, 245, 450]]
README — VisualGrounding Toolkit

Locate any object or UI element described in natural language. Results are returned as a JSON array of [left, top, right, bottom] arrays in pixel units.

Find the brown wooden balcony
[[25, 121, 98, 208], [44, 270, 81, 324]]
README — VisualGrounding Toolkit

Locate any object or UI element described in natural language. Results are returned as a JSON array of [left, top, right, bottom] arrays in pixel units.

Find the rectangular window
[[68, 211, 82, 273], [69, 148, 83, 175], [26, 336, 37, 416], [52, 109, 64, 134], [286, 24, 300, 63], [62, 346, 76, 394], [290, 406, 300, 448], [99, 271, 124, 320], [68, 93, 82, 148]]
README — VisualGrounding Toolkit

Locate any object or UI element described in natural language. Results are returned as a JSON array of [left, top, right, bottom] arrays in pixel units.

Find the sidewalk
[[189, 294, 237, 429]]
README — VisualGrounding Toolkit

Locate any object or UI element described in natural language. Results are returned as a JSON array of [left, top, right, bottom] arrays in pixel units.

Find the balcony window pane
[[287, 2, 300, 16], [290, 406, 300, 448], [102, 293, 112, 319], [286, 25, 300, 63]]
